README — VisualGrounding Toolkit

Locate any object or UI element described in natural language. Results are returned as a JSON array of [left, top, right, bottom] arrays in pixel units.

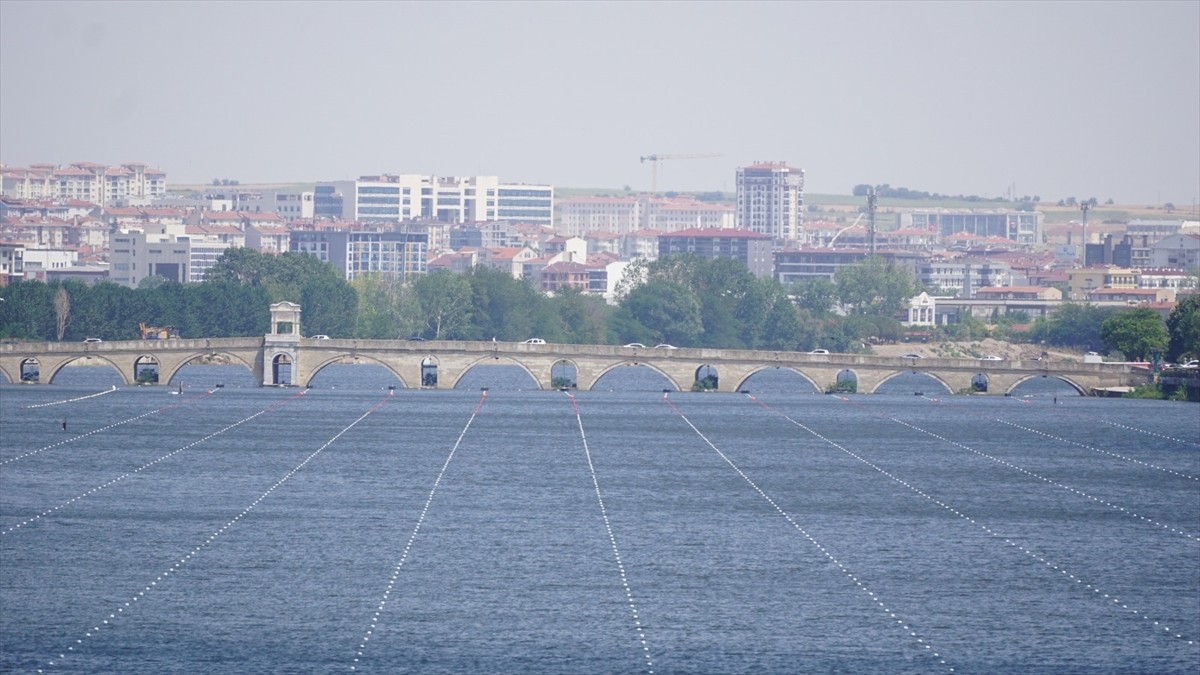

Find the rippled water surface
[[2, 365, 1198, 674]]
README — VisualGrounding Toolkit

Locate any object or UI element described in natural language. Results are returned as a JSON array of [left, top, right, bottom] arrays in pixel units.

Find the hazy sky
[[2, 1, 1197, 204]]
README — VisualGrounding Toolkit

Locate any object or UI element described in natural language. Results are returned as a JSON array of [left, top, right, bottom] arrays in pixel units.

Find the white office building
[[315, 175, 552, 225]]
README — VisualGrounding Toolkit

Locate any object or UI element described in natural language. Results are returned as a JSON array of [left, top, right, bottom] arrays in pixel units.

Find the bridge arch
[[134, 355, 161, 384], [302, 353, 407, 389], [47, 355, 125, 385], [161, 351, 257, 386], [831, 368, 858, 394], [732, 366, 822, 394], [970, 373, 989, 393], [1005, 373, 1087, 396], [870, 370, 954, 395], [450, 355, 541, 390], [587, 361, 683, 391], [269, 352, 294, 386], [551, 358, 578, 388], [421, 356, 438, 388], [694, 364, 719, 391], [19, 358, 40, 383]]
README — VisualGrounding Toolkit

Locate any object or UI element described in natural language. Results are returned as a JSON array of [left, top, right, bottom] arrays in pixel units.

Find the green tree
[[605, 306, 652, 345], [550, 286, 609, 344], [301, 275, 358, 337], [1029, 303, 1116, 352], [205, 247, 272, 287], [761, 297, 812, 350], [731, 277, 782, 349], [530, 301, 569, 344], [834, 256, 917, 316], [464, 266, 546, 341], [0, 281, 54, 339], [206, 248, 355, 335], [352, 273, 405, 339], [189, 282, 270, 337], [631, 254, 792, 349], [791, 277, 837, 315], [412, 271, 474, 339], [621, 279, 703, 346], [940, 314, 989, 341], [1099, 308, 1168, 361], [1165, 294, 1200, 362], [65, 281, 138, 340], [137, 275, 171, 290]]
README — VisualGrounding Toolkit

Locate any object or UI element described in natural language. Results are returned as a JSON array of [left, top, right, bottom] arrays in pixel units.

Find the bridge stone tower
[[264, 301, 301, 386]]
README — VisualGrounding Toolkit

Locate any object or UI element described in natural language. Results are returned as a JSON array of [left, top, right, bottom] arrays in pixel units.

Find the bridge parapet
[[0, 338, 1143, 394]]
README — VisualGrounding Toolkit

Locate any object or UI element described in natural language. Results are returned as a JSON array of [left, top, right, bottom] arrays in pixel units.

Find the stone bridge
[[0, 337, 1148, 395]]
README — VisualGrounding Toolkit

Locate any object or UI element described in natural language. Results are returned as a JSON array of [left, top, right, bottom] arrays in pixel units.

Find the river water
[[1, 365, 1197, 674]]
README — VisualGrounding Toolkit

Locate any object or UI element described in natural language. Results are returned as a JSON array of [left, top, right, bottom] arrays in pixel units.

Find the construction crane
[[639, 153, 722, 194]]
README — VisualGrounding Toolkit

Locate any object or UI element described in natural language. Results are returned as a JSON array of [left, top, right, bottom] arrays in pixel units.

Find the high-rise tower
[[735, 161, 805, 241]]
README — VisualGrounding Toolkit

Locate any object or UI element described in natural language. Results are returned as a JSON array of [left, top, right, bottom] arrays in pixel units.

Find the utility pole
[[1079, 201, 1090, 266], [867, 187, 878, 257]]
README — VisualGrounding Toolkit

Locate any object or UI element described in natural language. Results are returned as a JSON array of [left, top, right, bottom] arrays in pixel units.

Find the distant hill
[[166, 182, 1196, 224]]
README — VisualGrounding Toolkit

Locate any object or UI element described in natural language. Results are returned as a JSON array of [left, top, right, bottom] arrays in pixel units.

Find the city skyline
[[1, 1, 1197, 205]]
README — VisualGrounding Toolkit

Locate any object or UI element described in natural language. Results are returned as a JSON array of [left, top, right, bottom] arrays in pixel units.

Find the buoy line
[[23, 385, 118, 408], [747, 394, 1199, 648], [663, 394, 955, 673], [844, 393, 1200, 540], [1100, 418, 1200, 447], [2, 389, 310, 536], [351, 390, 487, 671], [567, 392, 654, 674], [0, 390, 216, 467], [1005, 397, 1200, 448], [38, 393, 391, 673], [993, 418, 1199, 482]]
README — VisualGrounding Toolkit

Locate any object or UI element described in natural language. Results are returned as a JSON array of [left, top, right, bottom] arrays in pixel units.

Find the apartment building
[[259, 190, 314, 220], [290, 228, 428, 282], [0, 243, 25, 285], [643, 197, 735, 231], [1138, 268, 1198, 291], [556, 197, 641, 236], [1149, 233, 1200, 269], [974, 286, 1062, 301], [587, 258, 630, 303], [658, 228, 774, 278], [583, 231, 621, 256], [918, 256, 1014, 298], [1066, 266, 1139, 301], [1, 165, 56, 200], [735, 162, 805, 241], [621, 229, 661, 260], [2, 162, 166, 205], [539, 261, 591, 293], [477, 246, 539, 278], [556, 195, 733, 237], [773, 248, 928, 285], [449, 221, 524, 250]]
